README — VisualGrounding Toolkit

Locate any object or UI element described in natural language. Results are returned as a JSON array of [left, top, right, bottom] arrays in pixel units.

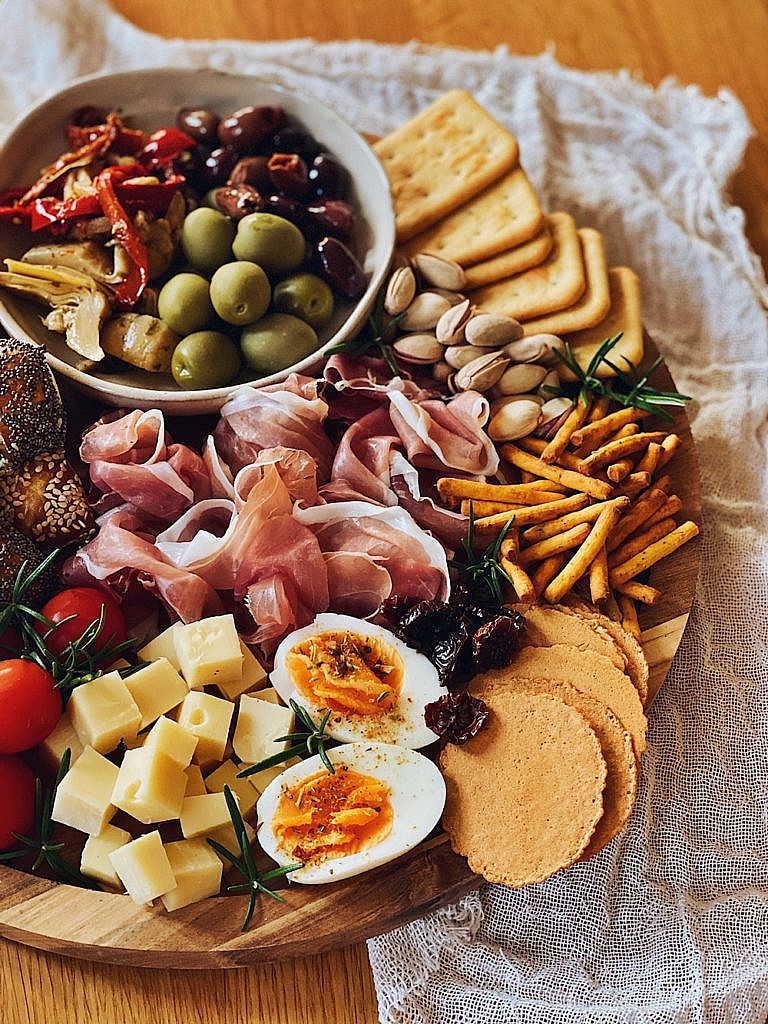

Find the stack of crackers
[[374, 89, 642, 376]]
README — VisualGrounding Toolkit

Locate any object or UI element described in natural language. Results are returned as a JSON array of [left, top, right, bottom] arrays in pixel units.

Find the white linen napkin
[[1, 3, 767, 1021]]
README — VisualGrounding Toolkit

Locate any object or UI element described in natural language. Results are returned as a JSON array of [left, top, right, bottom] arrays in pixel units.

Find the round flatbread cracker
[[440, 691, 606, 887], [513, 603, 627, 672]]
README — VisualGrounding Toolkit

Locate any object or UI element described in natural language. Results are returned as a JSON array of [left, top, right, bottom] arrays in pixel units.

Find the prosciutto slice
[[324, 407, 400, 506], [388, 390, 499, 476]]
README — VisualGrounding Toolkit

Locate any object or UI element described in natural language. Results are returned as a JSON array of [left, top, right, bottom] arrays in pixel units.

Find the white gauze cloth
[[1, 2, 767, 1021]]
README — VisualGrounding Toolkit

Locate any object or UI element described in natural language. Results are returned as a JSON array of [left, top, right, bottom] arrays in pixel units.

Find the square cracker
[[464, 219, 553, 288], [521, 228, 611, 335], [374, 90, 519, 242], [468, 211, 586, 321], [563, 267, 644, 379], [402, 165, 543, 266]]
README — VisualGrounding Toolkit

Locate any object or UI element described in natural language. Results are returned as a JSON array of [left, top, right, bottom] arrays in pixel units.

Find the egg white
[[256, 741, 446, 884], [270, 613, 444, 749]]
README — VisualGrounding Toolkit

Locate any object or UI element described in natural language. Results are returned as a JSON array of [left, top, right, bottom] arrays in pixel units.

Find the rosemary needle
[[237, 700, 336, 779]]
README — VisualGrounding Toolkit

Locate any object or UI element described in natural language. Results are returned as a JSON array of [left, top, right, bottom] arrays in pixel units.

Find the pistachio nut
[[435, 298, 472, 345], [537, 369, 560, 397], [490, 392, 545, 416], [488, 398, 542, 441], [454, 351, 510, 393], [432, 360, 454, 384], [431, 288, 467, 305], [502, 333, 565, 364], [464, 312, 525, 348], [400, 291, 452, 331], [384, 265, 417, 316], [496, 362, 549, 395], [392, 332, 444, 364], [444, 344, 489, 370], [413, 252, 467, 292], [539, 396, 573, 420]]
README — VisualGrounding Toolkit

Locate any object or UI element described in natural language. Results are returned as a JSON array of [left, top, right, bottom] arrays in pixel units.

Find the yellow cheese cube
[[204, 759, 257, 817], [69, 671, 141, 754], [144, 715, 197, 768], [109, 831, 176, 905], [252, 687, 282, 705], [51, 746, 118, 835], [161, 839, 223, 912], [176, 691, 234, 766], [112, 745, 187, 824], [39, 711, 83, 770], [233, 694, 294, 765], [137, 622, 184, 671], [206, 819, 256, 863], [242, 757, 301, 796], [122, 658, 188, 730], [122, 730, 148, 750], [216, 641, 268, 701], [80, 824, 132, 887], [180, 792, 235, 839], [174, 614, 243, 690], [184, 764, 207, 797]]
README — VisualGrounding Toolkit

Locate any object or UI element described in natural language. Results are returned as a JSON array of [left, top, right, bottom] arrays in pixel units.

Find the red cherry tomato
[[0, 660, 62, 753], [37, 587, 127, 659], [0, 626, 22, 657], [0, 754, 36, 850]]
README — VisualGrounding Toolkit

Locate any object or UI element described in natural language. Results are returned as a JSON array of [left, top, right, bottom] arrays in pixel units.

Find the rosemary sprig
[[548, 333, 690, 421], [0, 549, 59, 651], [206, 785, 301, 931], [0, 749, 99, 888], [238, 700, 336, 778], [448, 502, 514, 606], [326, 285, 404, 375]]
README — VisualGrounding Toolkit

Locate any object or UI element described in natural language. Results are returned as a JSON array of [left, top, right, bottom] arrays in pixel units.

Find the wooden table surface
[[3, 2, 767, 1023]]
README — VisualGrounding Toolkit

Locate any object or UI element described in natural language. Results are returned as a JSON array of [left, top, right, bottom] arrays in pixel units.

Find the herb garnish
[[326, 286, 403, 374], [0, 548, 59, 651], [237, 700, 336, 778], [448, 503, 514, 606], [206, 785, 301, 931]]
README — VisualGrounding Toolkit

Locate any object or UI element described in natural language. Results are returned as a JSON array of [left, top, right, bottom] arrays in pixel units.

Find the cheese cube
[[242, 757, 301, 796], [144, 715, 197, 768], [51, 746, 118, 835], [252, 687, 281, 705], [69, 671, 141, 754], [137, 622, 184, 671], [110, 831, 176, 905], [204, 759, 257, 816], [176, 691, 234, 765], [112, 745, 187, 824], [180, 792, 235, 839], [184, 764, 207, 797], [206, 819, 256, 863], [216, 641, 268, 701], [39, 711, 83, 770], [161, 839, 223, 912], [80, 824, 132, 887], [233, 694, 294, 765], [122, 730, 148, 750], [174, 614, 243, 690], [122, 658, 188, 730]]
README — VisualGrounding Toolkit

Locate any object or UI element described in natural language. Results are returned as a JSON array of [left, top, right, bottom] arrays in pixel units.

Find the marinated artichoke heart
[[22, 241, 125, 289], [0, 259, 111, 361], [101, 313, 178, 373], [136, 192, 185, 279]]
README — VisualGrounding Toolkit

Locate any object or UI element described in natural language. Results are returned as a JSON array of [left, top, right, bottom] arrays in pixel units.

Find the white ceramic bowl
[[0, 68, 394, 415]]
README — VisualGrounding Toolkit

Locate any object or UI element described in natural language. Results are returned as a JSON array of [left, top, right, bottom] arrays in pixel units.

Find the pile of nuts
[[384, 253, 575, 442]]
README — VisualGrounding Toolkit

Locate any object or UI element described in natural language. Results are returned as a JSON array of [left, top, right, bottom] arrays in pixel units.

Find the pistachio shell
[[464, 312, 525, 348], [488, 399, 542, 441], [435, 298, 472, 345], [444, 344, 488, 369], [400, 291, 452, 331], [454, 351, 510, 393], [384, 265, 417, 316], [537, 369, 560, 397], [431, 288, 467, 305], [413, 252, 467, 291], [502, 333, 565, 364], [539, 396, 573, 420], [496, 362, 549, 395], [490, 393, 545, 416], [393, 332, 444, 364]]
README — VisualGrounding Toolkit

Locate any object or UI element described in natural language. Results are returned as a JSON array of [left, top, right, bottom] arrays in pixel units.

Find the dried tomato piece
[[472, 612, 527, 671], [425, 691, 489, 745]]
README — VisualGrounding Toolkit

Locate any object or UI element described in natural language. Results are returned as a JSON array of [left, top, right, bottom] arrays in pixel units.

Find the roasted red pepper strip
[[0, 205, 31, 222], [93, 165, 149, 307], [19, 112, 121, 206], [66, 121, 146, 155], [29, 175, 185, 231], [139, 128, 196, 169]]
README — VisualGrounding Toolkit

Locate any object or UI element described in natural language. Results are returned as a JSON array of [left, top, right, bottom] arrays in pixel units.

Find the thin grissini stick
[[644, 494, 683, 528], [461, 499, 525, 516], [657, 433, 681, 469], [541, 396, 591, 464], [570, 406, 650, 450], [474, 493, 590, 533], [519, 522, 591, 567], [609, 520, 700, 586], [531, 553, 568, 598], [604, 590, 622, 623], [653, 473, 672, 494], [618, 593, 641, 640], [606, 486, 668, 552], [608, 517, 677, 568], [587, 395, 611, 423], [437, 478, 567, 507], [501, 444, 614, 500], [518, 436, 586, 473], [500, 531, 536, 602], [578, 431, 669, 474], [607, 460, 634, 483], [616, 580, 661, 605], [543, 501, 625, 603], [572, 421, 639, 460], [522, 496, 631, 543], [612, 472, 652, 499], [520, 470, 537, 484], [635, 441, 662, 477], [589, 545, 610, 603]]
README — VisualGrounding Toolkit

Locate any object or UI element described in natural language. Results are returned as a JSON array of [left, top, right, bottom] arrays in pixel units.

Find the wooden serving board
[[0, 336, 700, 968]]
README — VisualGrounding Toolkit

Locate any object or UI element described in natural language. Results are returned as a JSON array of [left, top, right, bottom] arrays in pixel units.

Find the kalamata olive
[[308, 152, 348, 198], [264, 193, 305, 226], [316, 236, 366, 299], [267, 153, 310, 199], [176, 107, 220, 144], [70, 105, 109, 127], [214, 185, 266, 220], [270, 127, 319, 159], [218, 105, 285, 150], [228, 156, 272, 191], [306, 199, 355, 238], [200, 146, 240, 187]]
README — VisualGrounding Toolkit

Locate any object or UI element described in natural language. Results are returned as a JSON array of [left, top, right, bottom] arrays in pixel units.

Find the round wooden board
[[0, 335, 700, 968]]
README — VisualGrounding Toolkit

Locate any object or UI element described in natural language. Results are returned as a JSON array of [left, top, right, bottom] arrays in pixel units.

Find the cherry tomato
[[0, 660, 62, 753], [37, 587, 127, 659], [0, 626, 22, 657], [0, 754, 36, 850]]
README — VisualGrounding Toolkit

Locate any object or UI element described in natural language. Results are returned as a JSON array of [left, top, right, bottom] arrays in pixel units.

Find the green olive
[[232, 213, 305, 274], [171, 330, 241, 390], [240, 313, 319, 375], [273, 272, 334, 329], [157, 273, 214, 335], [209, 261, 271, 326], [181, 207, 236, 274]]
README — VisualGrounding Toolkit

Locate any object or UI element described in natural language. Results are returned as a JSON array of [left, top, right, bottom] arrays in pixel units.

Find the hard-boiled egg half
[[270, 613, 444, 749], [257, 741, 446, 884]]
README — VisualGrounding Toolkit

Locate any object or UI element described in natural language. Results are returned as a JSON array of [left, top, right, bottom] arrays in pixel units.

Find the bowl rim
[[0, 66, 395, 405]]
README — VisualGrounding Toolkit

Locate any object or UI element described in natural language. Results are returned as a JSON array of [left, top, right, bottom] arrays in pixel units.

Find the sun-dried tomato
[[425, 691, 489, 745], [472, 612, 527, 671]]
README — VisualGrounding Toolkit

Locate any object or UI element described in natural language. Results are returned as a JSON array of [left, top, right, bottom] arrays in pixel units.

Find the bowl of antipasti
[[0, 85, 700, 966]]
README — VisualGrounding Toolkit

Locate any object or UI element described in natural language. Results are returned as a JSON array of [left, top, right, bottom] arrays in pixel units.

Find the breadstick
[[616, 581, 661, 605], [618, 593, 641, 640], [501, 445, 613, 500], [517, 436, 585, 473], [606, 487, 668, 552], [657, 434, 681, 469], [607, 460, 633, 483], [587, 395, 611, 423], [570, 407, 650, 450], [437, 478, 568, 508], [461, 499, 524, 516], [543, 501, 625, 603], [612, 472, 652, 499], [579, 432, 668, 474], [608, 518, 677, 567], [519, 522, 591, 567], [541, 396, 591, 464], [589, 546, 610, 603], [474, 493, 590, 533], [645, 494, 683, 527], [609, 521, 700, 585], [635, 441, 662, 476], [531, 553, 568, 597], [653, 474, 672, 493], [522, 496, 630, 543], [499, 530, 536, 602]]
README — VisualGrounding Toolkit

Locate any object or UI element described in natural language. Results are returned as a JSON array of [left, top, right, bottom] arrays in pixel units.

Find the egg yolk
[[286, 631, 403, 716], [272, 766, 393, 864]]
